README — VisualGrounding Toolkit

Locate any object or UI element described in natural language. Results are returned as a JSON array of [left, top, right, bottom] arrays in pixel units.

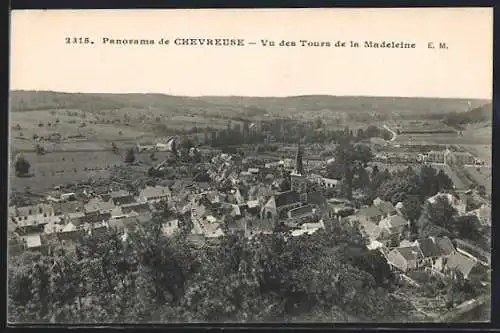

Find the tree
[[35, 144, 45, 155], [332, 143, 373, 199], [436, 169, 454, 191], [401, 195, 421, 239], [14, 154, 30, 177], [417, 197, 456, 237], [111, 142, 119, 154], [124, 148, 135, 164], [453, 215, 482, 241]]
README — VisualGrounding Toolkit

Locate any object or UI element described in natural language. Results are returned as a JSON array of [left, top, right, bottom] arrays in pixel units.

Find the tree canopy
[[8, 217, 416, 324]]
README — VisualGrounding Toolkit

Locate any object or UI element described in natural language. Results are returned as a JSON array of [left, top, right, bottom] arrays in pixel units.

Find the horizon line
[[9, 89, 492, 101]]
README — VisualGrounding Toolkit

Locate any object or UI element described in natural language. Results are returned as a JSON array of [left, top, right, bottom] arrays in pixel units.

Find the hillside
[[443, 103, 493, 129], [10, 91, 489, 119]]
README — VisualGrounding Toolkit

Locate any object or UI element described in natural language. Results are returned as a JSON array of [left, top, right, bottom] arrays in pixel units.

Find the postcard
[[8, 8, 492, 324]]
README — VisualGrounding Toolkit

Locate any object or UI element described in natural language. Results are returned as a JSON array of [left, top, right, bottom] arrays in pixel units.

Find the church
[[260, 144, 326, 221]]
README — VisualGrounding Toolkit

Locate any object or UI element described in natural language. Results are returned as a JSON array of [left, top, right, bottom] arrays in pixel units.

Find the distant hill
[[10, 90, 489, 119], [443, 103, 492, 129]]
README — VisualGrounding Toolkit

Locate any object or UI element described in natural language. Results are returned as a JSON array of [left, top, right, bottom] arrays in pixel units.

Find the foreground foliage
[[8, 219, 416, 323]]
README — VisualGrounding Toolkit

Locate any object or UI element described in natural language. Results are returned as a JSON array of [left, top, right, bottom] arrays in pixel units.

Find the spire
[[295, 143, 304, 175]]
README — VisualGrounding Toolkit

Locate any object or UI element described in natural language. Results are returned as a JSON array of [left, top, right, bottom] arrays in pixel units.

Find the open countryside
[[8, 91, 491, 323]]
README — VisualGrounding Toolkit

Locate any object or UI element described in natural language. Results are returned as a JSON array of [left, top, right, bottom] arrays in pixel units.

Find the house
[[414, 236, 456, 270], [23, 234, 42, 250], [452, 239, 490, 266], [386, 246, 424, 272], [109, 190, 135, 206], [12, 203, 55, 219], [108, 216, 139, 233], [110, 206, 127, 219], [357, 205, 385, 224], [51, 200, 84, 215], [56, 229, 87, 249], [138, 185, 171, 203], [261, 190, 302, 220], [120, 202, 151, 215], [444, 252, 485, 280], [320, 177, 339, 189], [65, 212, 85, 227], [379, 215, 409, 237], [245, 218, 274, 239], [373, 198, 398, 216], [84, 198, 115, 214], [358, 218, 383, 243], [161, 219, 180, 237], [13, 204, 62, 235]]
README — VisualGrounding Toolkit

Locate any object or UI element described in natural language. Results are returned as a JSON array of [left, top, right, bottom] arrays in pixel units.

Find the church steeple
[[295, 143, 304, 175]]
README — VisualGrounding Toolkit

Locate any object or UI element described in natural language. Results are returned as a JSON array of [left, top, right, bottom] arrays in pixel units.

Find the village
[[9, 129, 491, 311], [7, 94, 492, 322]]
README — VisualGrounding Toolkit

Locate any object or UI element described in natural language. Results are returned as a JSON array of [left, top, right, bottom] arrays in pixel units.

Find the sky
[[10, 8, 493, 99]]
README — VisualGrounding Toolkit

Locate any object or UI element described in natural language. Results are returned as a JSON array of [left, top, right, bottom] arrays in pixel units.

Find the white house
[[161, 219, 180, 237], [138, 185, 171, 203]]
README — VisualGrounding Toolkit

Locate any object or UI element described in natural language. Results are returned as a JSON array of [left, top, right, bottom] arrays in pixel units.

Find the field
[[464, 166, 492, 194], [10, 109, 151, 145], [9, 91, 492, 195], [463, 144, 492, 164], [9, 151, 124, 193], [393, 133, 491, 145]]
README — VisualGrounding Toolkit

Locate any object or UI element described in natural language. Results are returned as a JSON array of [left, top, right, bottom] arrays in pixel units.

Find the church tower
[[290, 143, 308, 199], [294, 143, 305, 175]]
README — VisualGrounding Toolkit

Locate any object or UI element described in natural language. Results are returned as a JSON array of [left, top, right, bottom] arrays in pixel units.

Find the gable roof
[[435, 236, 455, 256], [446, 253, 477, 278], [84, 199, 115, 213], [395, 246, 424, 261], [109, 190, 132, 198], [382, 215, 408, 229], [376, 200, 397, 215], [417, 237, 443, 258], [140, 185, 171, 199], [358, 206, 383, 219], [359, 219, 382, 240], [275, 190, 300, 207]]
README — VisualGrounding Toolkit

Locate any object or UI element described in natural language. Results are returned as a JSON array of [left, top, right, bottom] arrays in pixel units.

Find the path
[[383, 124, 397, 142]]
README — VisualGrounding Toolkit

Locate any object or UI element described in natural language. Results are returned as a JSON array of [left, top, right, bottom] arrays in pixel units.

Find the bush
[[14, 155, 30, 176]]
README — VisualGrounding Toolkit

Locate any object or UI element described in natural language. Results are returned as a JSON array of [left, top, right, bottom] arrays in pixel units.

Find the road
[[383, 124, 397, 142]]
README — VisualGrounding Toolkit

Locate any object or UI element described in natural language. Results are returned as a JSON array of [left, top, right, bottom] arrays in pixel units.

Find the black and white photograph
[[8, 8, 492, 324]]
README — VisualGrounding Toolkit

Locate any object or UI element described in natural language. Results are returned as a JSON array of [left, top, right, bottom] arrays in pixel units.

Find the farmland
[[393, 133, 491, 146], [9, 150, 178, 194], [9, 151, 125, 193], [9, 91, 492, 195], [464, 166, 492, 194]]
